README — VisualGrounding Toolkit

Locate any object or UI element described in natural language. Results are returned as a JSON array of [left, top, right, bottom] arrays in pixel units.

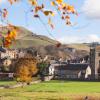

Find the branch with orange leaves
[[0, 0, 77, 48]]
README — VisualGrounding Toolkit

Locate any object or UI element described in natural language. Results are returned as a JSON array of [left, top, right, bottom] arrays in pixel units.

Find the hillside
[[11, 27, 56, 48], [36, 45, 89, 59], [13, 27, 90, 51], [0, 26, 89, 59], [0, 26, 89, 50], [67, 43, 90, 51], [0, 26, 56, 48]]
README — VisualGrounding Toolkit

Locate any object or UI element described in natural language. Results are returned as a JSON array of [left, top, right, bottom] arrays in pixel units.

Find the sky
[[0, 0, 100, 44]]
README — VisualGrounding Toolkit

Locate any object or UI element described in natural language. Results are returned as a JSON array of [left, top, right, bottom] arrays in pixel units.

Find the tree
[[37, 61, 49, 81], [15, 56, 38, 83], [1, 58, 12, 72]]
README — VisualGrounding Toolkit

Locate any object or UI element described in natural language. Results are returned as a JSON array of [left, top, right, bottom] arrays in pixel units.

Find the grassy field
[[0, 80, 100, 100], [0, 81, 17, 86]]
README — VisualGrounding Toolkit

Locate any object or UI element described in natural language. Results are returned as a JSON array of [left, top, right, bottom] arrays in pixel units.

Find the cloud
[[59, 34, 100, 43], [82, 0, 100, 19]]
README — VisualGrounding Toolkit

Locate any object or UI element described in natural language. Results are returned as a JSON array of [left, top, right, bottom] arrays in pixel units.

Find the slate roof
[[54, 64, 89, 70]]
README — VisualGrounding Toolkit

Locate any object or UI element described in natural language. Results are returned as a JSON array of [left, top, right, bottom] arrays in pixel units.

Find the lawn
[[0, 81, 17, 86], [0, 80, 100, 100]]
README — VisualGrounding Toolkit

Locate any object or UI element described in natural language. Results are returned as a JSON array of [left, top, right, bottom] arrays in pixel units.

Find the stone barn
[[49, 64, 91, 80]]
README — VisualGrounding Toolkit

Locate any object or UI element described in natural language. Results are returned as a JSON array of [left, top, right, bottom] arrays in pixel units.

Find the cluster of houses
[[0, 43, 100, 81], [0, 47, 30, 80], [0, 48, 29, 60], [49, 44, 100, 80]]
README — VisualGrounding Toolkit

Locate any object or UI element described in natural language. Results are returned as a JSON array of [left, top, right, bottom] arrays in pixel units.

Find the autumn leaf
[[66, 20, 71, 25], [3, 9, 8, 18], [56, 0, 63, 4], [67, 5, 75, 13], [43, 10, 55, 16], [34, 14, 40, 18], [65, 15, 70, 19], [48, 18, 54, 29], [61, 16, 65, 20], [29, 0, 37, 6], [51, 1, 56, 6], [35, 6, 42, 13], [8, 0, 19, 5], [42, 4, 44, 8]]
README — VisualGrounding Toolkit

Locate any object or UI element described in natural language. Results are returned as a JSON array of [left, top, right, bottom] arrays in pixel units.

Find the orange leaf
[[51, 1, 56, 6], [56, 0, 63, 4], [43, 11, 55, 16]]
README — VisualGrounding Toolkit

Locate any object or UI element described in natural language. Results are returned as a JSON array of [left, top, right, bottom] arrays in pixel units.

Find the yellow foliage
[[15, 57, 38, 83], [3, 27, 18, 48]]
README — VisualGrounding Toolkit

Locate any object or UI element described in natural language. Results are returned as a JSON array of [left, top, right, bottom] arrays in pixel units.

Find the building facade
[[0, 49, 18, 59], [49, 64, 91, 80], [90, 46, 100, 79]]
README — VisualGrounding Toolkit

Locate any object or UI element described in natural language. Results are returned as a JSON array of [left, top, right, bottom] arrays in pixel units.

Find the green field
[[0, 80, 100, 100], [0, 81, 17, 86]]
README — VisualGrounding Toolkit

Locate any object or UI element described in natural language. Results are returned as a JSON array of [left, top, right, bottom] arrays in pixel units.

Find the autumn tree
[[15, 55, 38, 83]]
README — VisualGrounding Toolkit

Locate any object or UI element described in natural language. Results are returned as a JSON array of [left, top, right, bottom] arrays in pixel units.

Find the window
[[98, 53, 100, 57], [98, 61, 100, 77], [99, 60, 100, 68]]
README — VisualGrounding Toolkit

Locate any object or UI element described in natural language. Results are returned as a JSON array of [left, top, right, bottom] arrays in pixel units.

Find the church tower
[[90, 43, 100, 79]]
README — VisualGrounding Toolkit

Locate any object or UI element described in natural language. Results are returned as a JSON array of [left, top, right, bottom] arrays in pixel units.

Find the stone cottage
[[49, 63, 91, 80]]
